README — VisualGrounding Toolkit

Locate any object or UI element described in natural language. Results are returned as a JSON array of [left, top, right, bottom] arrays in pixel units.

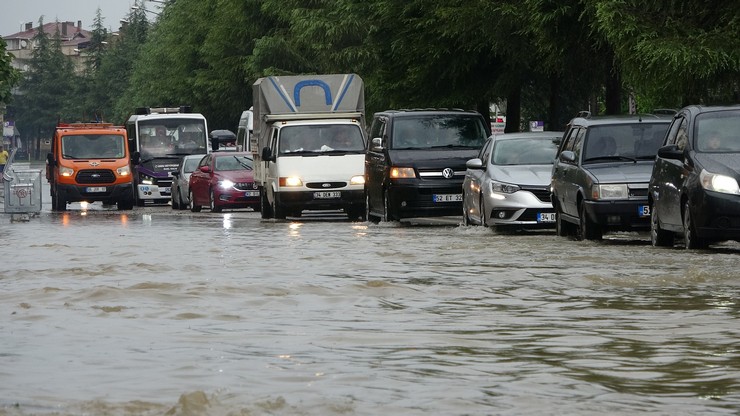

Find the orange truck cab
[[46, 123, 135, 211]]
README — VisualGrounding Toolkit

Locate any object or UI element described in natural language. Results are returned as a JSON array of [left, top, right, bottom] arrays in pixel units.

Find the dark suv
[[649, 105, 740, 249], [365, 109, 490, 222], [550, 113, 671, 240]]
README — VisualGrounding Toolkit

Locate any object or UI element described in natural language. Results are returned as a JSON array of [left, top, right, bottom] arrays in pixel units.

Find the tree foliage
[[0, 38, 20, 105]]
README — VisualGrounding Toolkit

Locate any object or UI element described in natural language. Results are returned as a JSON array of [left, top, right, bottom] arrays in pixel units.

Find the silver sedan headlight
[[490, 180, 520, 194]]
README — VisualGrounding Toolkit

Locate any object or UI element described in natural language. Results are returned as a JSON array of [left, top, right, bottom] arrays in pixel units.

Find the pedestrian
[[0, 144, 9, 174]]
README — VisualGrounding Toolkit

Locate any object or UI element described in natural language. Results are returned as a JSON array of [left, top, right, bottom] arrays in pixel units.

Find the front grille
[[234, 182, 256, 191], [521, 186, 551, 202], [629, 188, 648, 198], [306, 182, 347, 189], [76, 169, 116, 184]]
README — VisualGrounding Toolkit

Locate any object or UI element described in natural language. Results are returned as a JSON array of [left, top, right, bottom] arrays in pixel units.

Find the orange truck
[[46, 122, 135, 211]]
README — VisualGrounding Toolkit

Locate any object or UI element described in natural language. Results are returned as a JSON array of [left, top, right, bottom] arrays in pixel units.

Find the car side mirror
[[466, 158, 484, 170], [657, 144, 683, 160], [46, 152, 55, 166], [199, 166, 211, 173], [371, 137, 383, 151], [559, 150, 576, 164], [261, 146, 274, 162]]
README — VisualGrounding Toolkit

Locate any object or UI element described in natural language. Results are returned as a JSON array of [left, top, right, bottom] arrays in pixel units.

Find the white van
[[236, 109, 253, 152]]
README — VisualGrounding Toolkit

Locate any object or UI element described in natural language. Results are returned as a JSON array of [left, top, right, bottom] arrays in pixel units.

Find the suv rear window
[[391, 115, 487, 149]]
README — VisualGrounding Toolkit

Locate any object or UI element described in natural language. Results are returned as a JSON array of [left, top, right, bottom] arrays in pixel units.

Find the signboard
[[529, 121, 544, 132]]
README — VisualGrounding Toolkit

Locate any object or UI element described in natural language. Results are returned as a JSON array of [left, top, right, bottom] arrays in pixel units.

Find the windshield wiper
[[583, 155, 637, 163], [429, 144, 477, 149], [233, 156, 253, 170]]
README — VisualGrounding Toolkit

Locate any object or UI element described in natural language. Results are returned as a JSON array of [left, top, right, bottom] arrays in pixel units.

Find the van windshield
[[278, 125, 365, 155], [62, 134, 126, 159], [391, 115, 488, 149]]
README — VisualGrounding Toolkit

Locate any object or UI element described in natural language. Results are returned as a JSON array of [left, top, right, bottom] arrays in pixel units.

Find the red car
[[188, 152, 260, 212]]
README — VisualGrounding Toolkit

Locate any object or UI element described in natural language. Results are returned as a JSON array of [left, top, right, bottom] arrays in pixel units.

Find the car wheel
[[189, 190, 201, 212], [555, 202, 572, 237], [171, 189, 179, 210], [210, 189, 222, 213], [650, 202, 673, 247], [117, 197, 134, 211], [683, 201, 707, 249], [382, 189, 396, 222], [260, 188, 273, 219], [366, 192, 380, 224], [578, 202, 602, 241], [479, 196, 488, 227], [462, 202, 471, 226]]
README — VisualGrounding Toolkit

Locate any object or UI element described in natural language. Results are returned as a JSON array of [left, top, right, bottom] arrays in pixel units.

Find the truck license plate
[[433, 194, 462, 202], [86, 187, 106, 193], [314, 191, 341, 199]]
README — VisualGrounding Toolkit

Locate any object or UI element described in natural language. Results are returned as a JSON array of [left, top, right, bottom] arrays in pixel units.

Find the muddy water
[[1, 206, 739, 415]]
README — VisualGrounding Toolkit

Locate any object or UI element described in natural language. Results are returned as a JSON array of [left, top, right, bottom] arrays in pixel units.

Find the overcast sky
[[2, 0, 141, 36]]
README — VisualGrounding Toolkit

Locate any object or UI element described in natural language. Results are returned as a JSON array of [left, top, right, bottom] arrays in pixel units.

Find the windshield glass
[[61, 134, 126, 159], [492, 137, 560, 165], [138, 119, 207, 158], [695, 110, 740, 153], [583, 123, 669, 163], [278, 125, 364, 155], [215, 155, 253, 171], [391, 115, 488, 149]]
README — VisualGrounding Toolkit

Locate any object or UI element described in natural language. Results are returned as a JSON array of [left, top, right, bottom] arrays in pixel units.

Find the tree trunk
[[604, 49, 622, 115], [505, 85, 521, 133]]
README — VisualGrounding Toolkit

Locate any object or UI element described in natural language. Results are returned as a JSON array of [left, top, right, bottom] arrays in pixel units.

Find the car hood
[[694, 152, 740, 178], [215, 170, 254, 182], [584, 161, 654, 183], [489, 165, 553, 186], [390, 149, 480, 169]]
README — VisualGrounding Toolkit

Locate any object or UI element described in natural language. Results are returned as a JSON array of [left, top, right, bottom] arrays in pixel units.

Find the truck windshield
[[138, 119, 207, 158], [391, 115, 488, 149], [278, 125, 365, 155], [62, 134, 126, 159]]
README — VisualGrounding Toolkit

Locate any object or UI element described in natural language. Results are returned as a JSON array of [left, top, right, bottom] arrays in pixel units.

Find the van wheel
[[53, 188, 67, 212], [273, 201, 286, 219], [117, 198, 134, 210], [366, 192, 380, 223], [189, 190, 201, 212], [260, 188, 273, 219], [382, 189, 396, 222]]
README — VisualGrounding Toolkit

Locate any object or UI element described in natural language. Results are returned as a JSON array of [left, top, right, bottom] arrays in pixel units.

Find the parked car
[[209, 129, 237, 152], [649, 105, 740, 249], [365, 109, 490, 222], [170, 154, 206, 210], [551, 112, 671, 240], [463, 131, 562, 230], [188, 152, 260, 212]]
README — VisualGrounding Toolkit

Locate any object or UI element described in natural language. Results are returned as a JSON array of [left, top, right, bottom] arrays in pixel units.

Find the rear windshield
[[391, 115, 488, 149], [582, 123, 669, 163], [62, 134, 126, 159]]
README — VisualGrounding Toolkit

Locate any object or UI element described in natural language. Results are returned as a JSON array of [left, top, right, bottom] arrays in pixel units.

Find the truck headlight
[[117, 165, 131, 176], [60, 166, 74, 177], [594, 184, 628, 200], [350, 175, 365, 185], [140, 174, 154, 185], [279, 176, 303, 187], [390, 167, 415, 179], [219, 179, 235, 190], [700, 169, 740, 194]]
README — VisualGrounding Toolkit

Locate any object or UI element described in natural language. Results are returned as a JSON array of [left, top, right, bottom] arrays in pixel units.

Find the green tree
[[0, 38, 20, 106]]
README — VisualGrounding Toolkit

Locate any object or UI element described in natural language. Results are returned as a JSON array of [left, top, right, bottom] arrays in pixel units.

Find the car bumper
[[583, 199, 651, 230], [388, 182, 463, 218], [137, 182, 171, 200], [214, 188, 260, 208], [691, 190, 740, 240], [484, 190, 554, 227], [59, 183, 133, 203]]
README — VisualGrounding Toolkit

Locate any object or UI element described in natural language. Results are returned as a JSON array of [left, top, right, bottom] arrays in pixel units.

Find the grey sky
[[1, 0, 143, 36]]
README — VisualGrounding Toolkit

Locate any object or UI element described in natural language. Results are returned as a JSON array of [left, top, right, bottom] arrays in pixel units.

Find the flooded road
[[1, 198, 739, 415]]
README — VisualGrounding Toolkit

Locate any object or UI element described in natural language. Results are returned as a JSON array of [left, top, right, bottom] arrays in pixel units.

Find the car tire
[[650, 202, 673, 247], [117, 197, 134, 211], [683, 201, 707, 249], [479, 196, 488, 227], [579, 202, 602, 241], [462, 203, 471, 226], [366, 192, 380, 224], [171, 189, 179, 210], [53, 188, 66, 212], [210, 189, 222, 213], [189, 190, 201, 212], [555, 202, 573, 237]]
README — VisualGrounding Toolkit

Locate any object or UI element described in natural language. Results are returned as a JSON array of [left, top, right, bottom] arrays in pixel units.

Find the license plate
[[86, 187, 106, 192], [160, 187, 171, 194], [537, 212, 556, 223], [314, 191, 341, 199], [638, 205, 650, 217], [244, 191, 259, 197], [433, 194, 462, 202]]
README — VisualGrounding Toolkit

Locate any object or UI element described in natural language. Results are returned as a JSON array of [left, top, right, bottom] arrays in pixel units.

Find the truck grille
[[76, 169, 116, 184], [306, 182, 347, 189]]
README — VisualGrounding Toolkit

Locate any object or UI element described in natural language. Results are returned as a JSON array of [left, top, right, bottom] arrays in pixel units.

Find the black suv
[[365, 109, 490, 222], [551, 113, 671, 240], [649, 105, 740, 249]]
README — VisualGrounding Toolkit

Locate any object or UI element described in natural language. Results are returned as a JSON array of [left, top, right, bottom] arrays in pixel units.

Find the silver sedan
[[171, 154, 206, 210], [462, 131, 562, 230]]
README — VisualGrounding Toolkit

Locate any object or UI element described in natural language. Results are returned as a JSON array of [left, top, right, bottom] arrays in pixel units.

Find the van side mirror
[[261, 146, 274, 161], [371, 137, 383, 151], [558, 150, 576, 164]]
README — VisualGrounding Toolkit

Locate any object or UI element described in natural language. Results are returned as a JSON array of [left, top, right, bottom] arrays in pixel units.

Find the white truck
[[252, 74, 367, 220]]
